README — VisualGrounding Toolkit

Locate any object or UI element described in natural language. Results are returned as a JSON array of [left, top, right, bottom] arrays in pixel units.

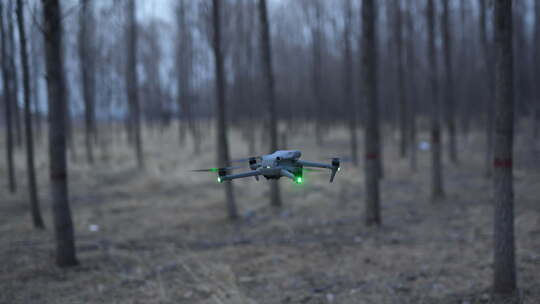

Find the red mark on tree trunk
[[50, 172, 67, 180], [366, 153, 378, 160], [493, 158, 512, 168]]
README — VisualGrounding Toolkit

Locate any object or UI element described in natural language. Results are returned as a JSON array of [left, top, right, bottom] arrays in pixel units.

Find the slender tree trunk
[[312, 1, 325, 147], [480, 0, 495, 178], [395, 0, 408, 159], [176, 0, 188, 147], [79, 0, 96, 164], [7, 0, 22, 148], [0, 1, 16, 193], [406, 0, 417, 172], [361, 0, 381, 226], [427, 0, 445, 201], [212, 0, 238, 220], [258, 0, 282, 207], [492, 0, 517, 298], [30, 20, 43, 143], [533, 0, 540, 141], [126, 0, 144, 169], [344, 0, 358, 167], [16, 0, 45, 229], [42, 0, 78, 267], [442, 0, 458, 164]]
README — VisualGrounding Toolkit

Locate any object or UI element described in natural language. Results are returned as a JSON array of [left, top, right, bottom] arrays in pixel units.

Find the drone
[[193, 150, 341, 184]]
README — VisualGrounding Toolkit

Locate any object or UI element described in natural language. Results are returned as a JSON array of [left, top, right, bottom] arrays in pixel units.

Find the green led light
[[217, 177, 222, 183], [296, 177, 303, 184], [210, 168, 218, 172]]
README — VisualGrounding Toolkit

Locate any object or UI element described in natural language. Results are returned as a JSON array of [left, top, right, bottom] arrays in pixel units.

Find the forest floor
[[0, 123, 539, 304]]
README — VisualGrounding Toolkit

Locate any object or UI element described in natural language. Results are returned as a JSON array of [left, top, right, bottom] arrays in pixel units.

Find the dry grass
[[0, 122, 539, 304]]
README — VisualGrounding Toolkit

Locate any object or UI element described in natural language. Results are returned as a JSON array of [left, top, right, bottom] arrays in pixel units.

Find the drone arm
[[219, 170, 260, 182], [280, 169, 296, 181], [296, 160, 333, 170]]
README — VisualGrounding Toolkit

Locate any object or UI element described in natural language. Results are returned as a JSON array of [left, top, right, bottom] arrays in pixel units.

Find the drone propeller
[[191, 166, 245, 173]]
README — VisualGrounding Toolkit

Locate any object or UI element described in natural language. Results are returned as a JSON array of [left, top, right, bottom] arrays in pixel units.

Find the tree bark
[[311, 1, 325, 146], [395, 0, 408, 159], [0, 1, 16, 193], [442, 0, 458, 164], [343, 0, 358, 167], [406, 0, 417, 172], [361, 0, 381, 226], [492, 0, 517, 297], [42, 0, 78, 267], [212, 0, 238, 220], [79, 0, 96, 164], [427, 0, 445, 201], [480, 0, 495, 178], [258, 0, 282, 208], [126, 0, 144, 169], [16, 0, 45, 229], [6, 0, 22, 148], [533, 0, 540, 141]]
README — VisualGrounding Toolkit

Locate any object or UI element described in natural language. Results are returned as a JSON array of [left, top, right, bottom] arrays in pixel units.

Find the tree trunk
[[212, 0, 238, 220], [42, 0, 78, 267], [126, 0, 144, 169], [427, 0, 445, 201], [79, 0, 96, 164], [6, 0, 22, 148], [406, 0, 417, 172], [344, 0, 358, 167], [361, 0, 381, 226], [442, 0, 458, 164], [312, 1, 325, 147], [0, 1, 16, 193], [395, 0, 408, 159], [533, 0, 540, 141], [16, 0, 45, 229], [492, 0, 517, 297], [480, 0, 495, 178], [258, 0, 282, 208]]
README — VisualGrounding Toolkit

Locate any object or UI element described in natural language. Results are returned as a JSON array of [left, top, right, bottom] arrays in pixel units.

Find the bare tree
[[0, 1, 16, 193], [480, 0, 495, 178], [310, 0, 325, 146], [212, 0, 238, 220], [427, 0, 444, 201], [442, 0, 458, 164], [79, 0, 97, 164], [6, 0, 22, 148], [395, 0, 408, 159], [492, 0, 517, 297], [534, 0, 540, 140], [126, 0, 144, 169], [258, 0, 282, 207], [42, 0, 78, 267], [362, 0, 381, 226], [343, 0, 358, 166], [16, 0, 45, 229], [406, 0, 417, 172]]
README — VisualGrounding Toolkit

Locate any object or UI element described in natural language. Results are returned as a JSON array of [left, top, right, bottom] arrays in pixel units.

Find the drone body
[[196, 150, 341, 184]]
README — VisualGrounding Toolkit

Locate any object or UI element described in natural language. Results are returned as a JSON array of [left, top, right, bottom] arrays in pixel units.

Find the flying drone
[[193, 150, 341, 184]]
